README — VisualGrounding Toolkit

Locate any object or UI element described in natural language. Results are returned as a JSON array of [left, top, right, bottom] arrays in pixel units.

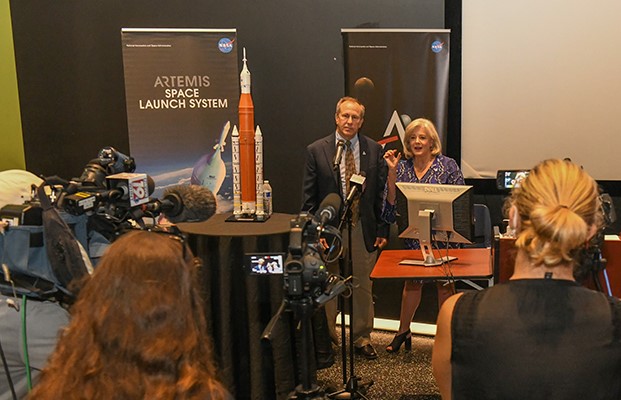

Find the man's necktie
[[344, 140, 359, 225]]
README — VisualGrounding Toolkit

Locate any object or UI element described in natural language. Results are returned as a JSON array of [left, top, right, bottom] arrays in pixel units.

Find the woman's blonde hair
[[509, 159, 603, 267], [402, 118, 442, 159]]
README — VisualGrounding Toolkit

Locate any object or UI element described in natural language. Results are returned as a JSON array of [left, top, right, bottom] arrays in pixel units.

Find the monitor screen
[[395, 182, 474, 245], [496, 170, 530, 190], [245, 253, 285, 275]]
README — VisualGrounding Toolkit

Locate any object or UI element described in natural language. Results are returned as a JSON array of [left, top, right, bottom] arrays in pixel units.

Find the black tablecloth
[[178, 213, 296, 400]]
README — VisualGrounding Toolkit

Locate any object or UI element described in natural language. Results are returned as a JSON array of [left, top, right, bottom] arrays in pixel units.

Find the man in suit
[[301, 96, 388, 359]]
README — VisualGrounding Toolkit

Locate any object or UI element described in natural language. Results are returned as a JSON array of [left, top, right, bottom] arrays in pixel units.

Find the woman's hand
[[384, 149, 401, 205], [374, 237, 388, 249], [384, 149, 402, 170]]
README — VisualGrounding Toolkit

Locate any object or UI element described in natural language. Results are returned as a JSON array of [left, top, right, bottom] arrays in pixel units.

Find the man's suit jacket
[[301, 133, 389, 252]]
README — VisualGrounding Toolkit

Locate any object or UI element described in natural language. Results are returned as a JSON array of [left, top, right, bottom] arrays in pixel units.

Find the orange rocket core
[[239, 93, 256, 204]]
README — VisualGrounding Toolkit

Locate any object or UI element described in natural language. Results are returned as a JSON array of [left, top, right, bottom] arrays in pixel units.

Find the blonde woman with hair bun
[[432, 159, 621, 400]]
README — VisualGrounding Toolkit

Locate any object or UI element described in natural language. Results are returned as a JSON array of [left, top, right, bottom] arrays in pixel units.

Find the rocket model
[[230, 48, 269, 221], [254, 126, 264, 216], [238, 48, 256, 215], [231, 125, 242, 216]]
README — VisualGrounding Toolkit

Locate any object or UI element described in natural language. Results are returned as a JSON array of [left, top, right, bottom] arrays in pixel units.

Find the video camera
[[72, 146, 136, 189], [575, 192, 617, 284], [283, 193, 345, 306], [283, 213, 331, 299], [260, 196, 345, 400], [1, 147, 216, 242], [56, 147, 147, 216]]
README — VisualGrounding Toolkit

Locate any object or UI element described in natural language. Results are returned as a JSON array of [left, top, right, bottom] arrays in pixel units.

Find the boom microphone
[[333, 140, 346, 171], [147, 184, 217, 223]]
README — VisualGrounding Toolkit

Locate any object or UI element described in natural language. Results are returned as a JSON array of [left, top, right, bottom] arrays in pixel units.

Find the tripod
[[587, 242, 613, 296], [327, 202, 373, 400], [263, 296, 329, 400], [288, 297, 330, 400]]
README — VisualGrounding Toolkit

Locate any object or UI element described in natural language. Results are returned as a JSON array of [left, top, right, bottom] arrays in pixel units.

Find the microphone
[[345, 173, 366, 205], [333, 140, 346, 170], [316, 192, 341, 228], [145, 184, 216, 223], [105, 173, 154, 207]]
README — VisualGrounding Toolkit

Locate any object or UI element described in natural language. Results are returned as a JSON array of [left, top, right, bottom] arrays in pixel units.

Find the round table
[[178, 213, 296, 400]]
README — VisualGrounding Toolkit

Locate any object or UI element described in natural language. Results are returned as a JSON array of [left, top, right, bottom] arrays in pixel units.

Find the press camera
[[282, 211, 345, 306]]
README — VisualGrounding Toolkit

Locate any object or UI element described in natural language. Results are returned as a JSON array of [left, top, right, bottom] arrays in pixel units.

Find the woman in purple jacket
[[382, 118, 464, 353]]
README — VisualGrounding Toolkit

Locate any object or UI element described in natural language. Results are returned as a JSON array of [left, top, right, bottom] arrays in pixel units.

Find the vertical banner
[[121, 28, 238, 212], [342, 29, 450, 152]]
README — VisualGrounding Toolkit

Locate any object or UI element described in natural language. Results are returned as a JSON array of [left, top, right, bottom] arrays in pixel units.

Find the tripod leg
[[288, 298, 328, 400]]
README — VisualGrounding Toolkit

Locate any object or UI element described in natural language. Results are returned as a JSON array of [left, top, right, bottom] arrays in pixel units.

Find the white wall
[[462, 0, 621, 180]]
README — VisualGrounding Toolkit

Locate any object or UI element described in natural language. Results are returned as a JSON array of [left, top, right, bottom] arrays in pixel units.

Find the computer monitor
[[395, 182, 474, 266]]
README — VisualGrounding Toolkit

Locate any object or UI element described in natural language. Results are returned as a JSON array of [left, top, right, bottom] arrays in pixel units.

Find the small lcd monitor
[[245, 253, 285, 275], [395, 182, 474, 266], [496, 170, 530, 190]]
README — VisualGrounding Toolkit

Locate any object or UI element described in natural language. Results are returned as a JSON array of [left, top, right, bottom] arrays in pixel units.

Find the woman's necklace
[[414, 157, 433, 179]]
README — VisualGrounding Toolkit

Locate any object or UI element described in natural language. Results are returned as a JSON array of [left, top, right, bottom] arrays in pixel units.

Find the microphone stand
[[327, 193, 372, 400]]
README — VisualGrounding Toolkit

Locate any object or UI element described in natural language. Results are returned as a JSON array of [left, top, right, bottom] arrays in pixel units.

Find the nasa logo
[[218, 38, 235, 54], [431, 40, 444, 53]]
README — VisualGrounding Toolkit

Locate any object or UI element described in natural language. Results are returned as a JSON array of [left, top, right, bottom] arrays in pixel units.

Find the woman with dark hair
[[29, 230, 232, 400], [433, 159, 621, 399]]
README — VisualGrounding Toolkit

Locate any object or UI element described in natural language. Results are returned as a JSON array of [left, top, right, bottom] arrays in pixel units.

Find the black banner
[[122, 28, 238, 211], [343, 29, 450, 152]]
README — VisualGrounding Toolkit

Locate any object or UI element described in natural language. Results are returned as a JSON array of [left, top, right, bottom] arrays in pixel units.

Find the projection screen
[[461, 0, 621, 180]]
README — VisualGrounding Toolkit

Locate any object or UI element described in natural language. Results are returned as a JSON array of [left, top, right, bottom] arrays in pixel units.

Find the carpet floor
[[316, 329, 440, 400]]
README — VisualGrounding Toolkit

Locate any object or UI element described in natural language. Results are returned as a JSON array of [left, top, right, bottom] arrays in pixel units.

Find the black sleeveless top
[[451, 279, 621, 400]]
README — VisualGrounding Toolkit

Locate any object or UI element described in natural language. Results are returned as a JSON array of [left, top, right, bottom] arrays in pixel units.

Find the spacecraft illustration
[[193, 121, 230, 195], [228, 48, 270, 222]]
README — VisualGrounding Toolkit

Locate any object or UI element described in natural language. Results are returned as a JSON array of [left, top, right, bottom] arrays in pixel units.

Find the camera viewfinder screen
[[497, 170, 530, 190], [504, 170, 529, 189], [247, 253, 285, 274]]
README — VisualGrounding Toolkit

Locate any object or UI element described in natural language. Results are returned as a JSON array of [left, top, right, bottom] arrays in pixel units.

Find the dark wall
[[10, 0, 445, 215]]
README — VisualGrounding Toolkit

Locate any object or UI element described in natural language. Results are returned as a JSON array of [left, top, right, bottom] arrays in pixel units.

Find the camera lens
[[78, 159, 108, 188]]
